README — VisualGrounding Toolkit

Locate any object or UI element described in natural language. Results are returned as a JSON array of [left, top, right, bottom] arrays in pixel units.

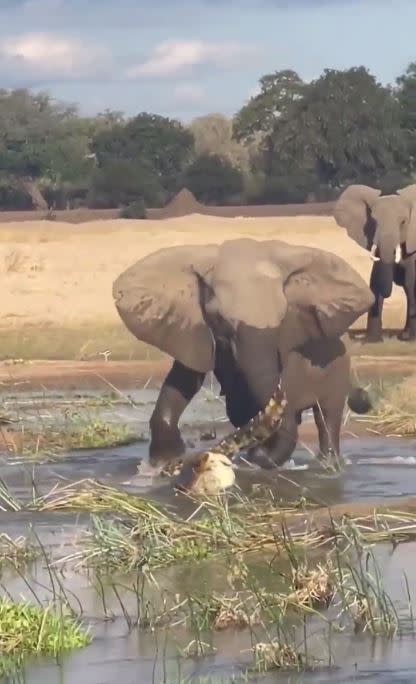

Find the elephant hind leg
[[245, 413, 299, 469], [397, 258, 416, 341]]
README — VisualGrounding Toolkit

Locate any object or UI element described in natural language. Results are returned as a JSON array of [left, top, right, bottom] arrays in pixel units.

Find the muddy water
[[2, 385, 416, 683]]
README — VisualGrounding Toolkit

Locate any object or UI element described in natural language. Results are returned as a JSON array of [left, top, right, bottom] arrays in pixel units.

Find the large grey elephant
[[334, 184, 416, 342], [112, 238, 374, 473]]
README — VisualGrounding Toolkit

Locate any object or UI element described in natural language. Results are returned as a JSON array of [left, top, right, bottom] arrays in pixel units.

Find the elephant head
[[113, 238, 374, 431], [334, 184, 416, 298]]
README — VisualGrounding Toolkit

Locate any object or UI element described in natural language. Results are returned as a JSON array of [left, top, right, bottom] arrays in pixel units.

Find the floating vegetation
[[3, 479, 416, 572], [285, 562, 335, 611], [0, 533, 37, 569], [2, 420, 137, 459], [252, 639, 305, 673], [0, 599, 91, 677]]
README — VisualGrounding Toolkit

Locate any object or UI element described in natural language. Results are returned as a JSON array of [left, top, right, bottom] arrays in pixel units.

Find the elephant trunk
[[369, 227, 402, 299], [173, 324, 286, 496], [234, 323, 282, 410], [369, 260, 394, 299]]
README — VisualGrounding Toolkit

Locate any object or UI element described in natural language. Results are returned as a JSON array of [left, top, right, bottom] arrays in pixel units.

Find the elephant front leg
[[312, 401, 343, 468], [397, 257, 416, 341], [149, 361, 205, 468]]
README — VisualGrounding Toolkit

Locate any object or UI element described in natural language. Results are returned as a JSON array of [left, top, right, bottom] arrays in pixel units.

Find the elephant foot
[[149, 432, 186, 469], [363, 335, 383, 344], [240, 446, 277, 470], [136, 460, 163, 478], [364, 318, 383, 343], [397, 323, 416, 341], [316, 449, 344, 471]]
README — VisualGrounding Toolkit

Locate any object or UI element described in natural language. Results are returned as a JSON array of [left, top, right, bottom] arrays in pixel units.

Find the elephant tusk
[[369, 244, 380, 262], [395, 245, 402, 264]]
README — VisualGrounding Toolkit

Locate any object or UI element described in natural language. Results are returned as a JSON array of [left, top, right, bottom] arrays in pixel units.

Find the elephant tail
[[347, 386, 373, 415]]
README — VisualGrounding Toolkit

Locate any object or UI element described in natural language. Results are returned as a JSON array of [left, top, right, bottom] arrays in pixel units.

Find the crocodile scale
[[160, 387, 288, 477]]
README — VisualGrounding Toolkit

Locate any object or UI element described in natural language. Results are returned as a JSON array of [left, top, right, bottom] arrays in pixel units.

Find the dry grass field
[[0, 212, 407, 366]]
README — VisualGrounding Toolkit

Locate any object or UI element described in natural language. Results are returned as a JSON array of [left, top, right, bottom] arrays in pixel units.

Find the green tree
[[233, 70, 305, 178], [91, 112, 194, 194], [183, 154, 243, 204], [87, 159, 165, 208], [397, 62, 416, 130], [233, 70, 305, 142], [0, 89, 93, 209], [396, 62, 416, 173], [269, 67, 408, 188], [189, 113, 251, 172]]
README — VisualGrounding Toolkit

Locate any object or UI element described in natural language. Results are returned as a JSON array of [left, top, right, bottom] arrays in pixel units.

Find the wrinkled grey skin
[[229, 336, 371, 470], [334, 184, 416, 342], [112, 238, 374, 471]]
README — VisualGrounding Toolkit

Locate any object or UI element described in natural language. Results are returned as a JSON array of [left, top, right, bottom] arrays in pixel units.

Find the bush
[[119, 199, 146, 219], [0, 183, 32, 210], [246, 174, 317, 204], [183, 154, 243, 204], [87, 159, 165, 208]]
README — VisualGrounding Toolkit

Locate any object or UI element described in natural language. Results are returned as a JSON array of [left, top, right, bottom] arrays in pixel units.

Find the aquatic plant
[[3, 419, 136, 458], [362, 374, 416, 436], [0, 533, 38, 569], [0, 598, 91, 677], [252, 639, 304, 672], [3, 479, 416, 572]]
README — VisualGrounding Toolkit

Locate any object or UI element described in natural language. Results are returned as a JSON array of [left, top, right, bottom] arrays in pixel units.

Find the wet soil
[[1, 354, 416, 393]]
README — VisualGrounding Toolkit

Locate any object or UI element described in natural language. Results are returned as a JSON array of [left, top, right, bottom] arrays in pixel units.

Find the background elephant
[[112, 238, 374, 471], [334, 184, 416, 342]]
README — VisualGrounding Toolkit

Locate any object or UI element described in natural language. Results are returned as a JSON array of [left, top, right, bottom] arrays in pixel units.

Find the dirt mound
[[160, 188, 205, 218]]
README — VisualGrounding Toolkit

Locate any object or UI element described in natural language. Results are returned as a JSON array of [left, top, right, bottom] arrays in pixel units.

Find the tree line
[[1, 62, 416, 214]]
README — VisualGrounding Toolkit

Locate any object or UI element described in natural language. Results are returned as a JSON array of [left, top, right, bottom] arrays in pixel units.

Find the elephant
[[174, 336, 372, 496], [112, 238, 375, 477], [333, 184, 416, 342]]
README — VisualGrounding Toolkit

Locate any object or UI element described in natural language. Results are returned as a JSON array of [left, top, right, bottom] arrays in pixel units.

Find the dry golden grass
[[0, 213, 405, 359], [369, 374, 416, 436]]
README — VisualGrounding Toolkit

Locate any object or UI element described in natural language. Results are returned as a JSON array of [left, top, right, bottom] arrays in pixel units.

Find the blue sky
[[0, 0, 415, 121]]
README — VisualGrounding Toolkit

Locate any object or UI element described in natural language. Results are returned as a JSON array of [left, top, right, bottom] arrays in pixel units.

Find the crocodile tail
[[211, 387, 288, 459]]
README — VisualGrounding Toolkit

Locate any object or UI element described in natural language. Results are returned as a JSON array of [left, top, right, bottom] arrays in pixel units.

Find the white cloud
[[173, 83, 205, 105], [0, 32, 109, 81], [126, 39, 259, 79]]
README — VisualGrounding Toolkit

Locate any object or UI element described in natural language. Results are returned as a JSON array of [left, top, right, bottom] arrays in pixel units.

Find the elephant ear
[[281, 245, 375, 342], [397, 184, 416, 255], [333, 184, 381, 249], [112, 244, 219, 373]]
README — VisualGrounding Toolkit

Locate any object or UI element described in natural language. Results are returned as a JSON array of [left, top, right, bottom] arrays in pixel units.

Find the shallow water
[[2, 385, 416, 683]]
